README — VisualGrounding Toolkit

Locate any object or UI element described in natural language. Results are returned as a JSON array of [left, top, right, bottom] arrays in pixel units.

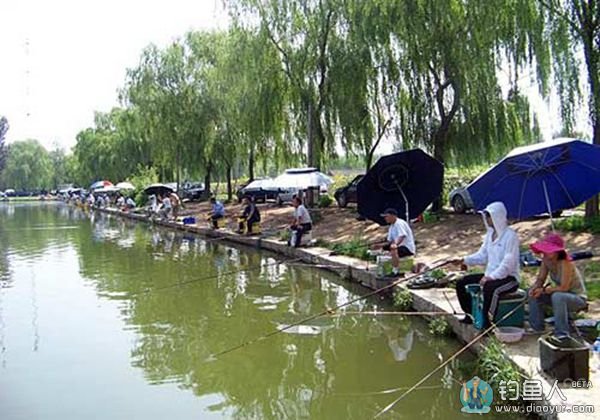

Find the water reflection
[[0, 203, 510, 419]]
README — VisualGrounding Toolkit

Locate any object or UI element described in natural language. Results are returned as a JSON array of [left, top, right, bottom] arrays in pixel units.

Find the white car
[[276, 186, 328, 205]]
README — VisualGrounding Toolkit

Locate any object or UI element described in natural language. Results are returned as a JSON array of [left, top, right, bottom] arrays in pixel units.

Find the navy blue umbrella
[[357, 149, 444, 225], [468, 138, 600, 221]]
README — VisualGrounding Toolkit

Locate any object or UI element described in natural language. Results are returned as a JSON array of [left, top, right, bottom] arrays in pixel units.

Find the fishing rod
[[373, 298, 528, 418], [324, 311, 467, 317], [211, 259, 451, 359]]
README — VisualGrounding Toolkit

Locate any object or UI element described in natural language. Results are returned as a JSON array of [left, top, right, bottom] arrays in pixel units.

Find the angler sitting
[[371, 208, 415, 278], [208, 197, 225, 229], [237, 196, 260, 235], [288, 196, 312, 247]]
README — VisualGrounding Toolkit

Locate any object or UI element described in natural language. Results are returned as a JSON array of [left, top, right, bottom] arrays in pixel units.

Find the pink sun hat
[[530, 233, 569, 257]]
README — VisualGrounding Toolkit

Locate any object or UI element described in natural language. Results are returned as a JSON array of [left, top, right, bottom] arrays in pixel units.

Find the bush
[[128, 166, 159, 206], [318, 194, 333, 208], [393, 288, 413, 310], [330, 237, 371, 260], [429, 317, 453, 337], [477, 338, 524, 389], [556, 215, 600, 234]]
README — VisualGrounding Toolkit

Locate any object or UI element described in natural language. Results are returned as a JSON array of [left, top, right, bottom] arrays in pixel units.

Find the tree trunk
[[248, 149, 255, 182], [307, 101, 315, 168], [226, 163, 233, 202], [203, 161, 212, 199], [583, 18, 600, 219], [431, 129, 447, 212]]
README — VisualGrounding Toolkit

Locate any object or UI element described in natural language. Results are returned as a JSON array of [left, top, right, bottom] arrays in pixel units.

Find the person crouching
[[288, 196, 312, 247], [451, 202, 520, 327]]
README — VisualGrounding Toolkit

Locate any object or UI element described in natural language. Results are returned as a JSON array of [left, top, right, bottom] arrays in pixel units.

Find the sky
[[0, 0, 228, 151], [0, 0, 591, 153]]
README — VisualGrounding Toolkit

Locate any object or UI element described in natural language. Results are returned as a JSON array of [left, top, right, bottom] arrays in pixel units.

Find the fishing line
[[210, 259, 451, 359], [373, 298, 528, 418], [324, 311, 467, 317]]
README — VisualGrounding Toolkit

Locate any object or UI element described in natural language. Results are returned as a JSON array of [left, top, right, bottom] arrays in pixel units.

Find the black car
[[334, 174, 364, 207], [181, 182, 205, 201], [236, 179, 280, 203]]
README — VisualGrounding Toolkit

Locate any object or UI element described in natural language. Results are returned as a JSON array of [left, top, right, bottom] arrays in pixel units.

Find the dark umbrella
[[144, 183, 174, 197], [357, 149, 444, 225], [468, 138, 600, 225]]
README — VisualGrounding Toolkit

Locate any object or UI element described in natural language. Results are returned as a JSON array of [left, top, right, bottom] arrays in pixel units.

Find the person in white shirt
[[451, 201, 520, 327], [289, 196, 313, 247], [158, 194, 172, 219], [378, 208, 415, 277]]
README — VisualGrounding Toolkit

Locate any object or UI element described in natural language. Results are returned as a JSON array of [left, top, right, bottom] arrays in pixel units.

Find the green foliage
[[317, 194, 333, 208], [128, 166, 159, 205], [0, 139, 53, 191], [330, 237, 371, 261], [556, 215, 600, 234], [477, 338, 524, 389], [393, 288, 413, 311], [428, 317, 453, 337], [0, 116, 8, 175]]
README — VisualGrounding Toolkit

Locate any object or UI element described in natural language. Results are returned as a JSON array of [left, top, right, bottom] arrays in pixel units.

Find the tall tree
[[1, 139, 53, 191], [0, 116, 8, 175], [539, 0, 600, 217]]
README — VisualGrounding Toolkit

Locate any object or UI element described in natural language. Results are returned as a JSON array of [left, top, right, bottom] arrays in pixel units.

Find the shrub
[[128, 166, 159, 206], [477, 338, 524, 389], [318, 194, 333, 208], [393, 288, 413, 310], [428, 317, 453, 337], [330, 236, 371, 260], [556, 215, 600, 234]]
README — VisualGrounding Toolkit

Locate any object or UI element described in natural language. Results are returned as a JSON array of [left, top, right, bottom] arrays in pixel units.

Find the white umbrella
[[273, 168, 333, 190], [116, 181, 135, 190]]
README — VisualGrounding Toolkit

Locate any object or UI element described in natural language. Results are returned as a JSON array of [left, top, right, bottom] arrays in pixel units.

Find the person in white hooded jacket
[[452, 202, 520, 327]]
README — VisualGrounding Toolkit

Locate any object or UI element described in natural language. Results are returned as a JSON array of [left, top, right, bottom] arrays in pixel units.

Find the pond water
[[0, 203, 507, 419]]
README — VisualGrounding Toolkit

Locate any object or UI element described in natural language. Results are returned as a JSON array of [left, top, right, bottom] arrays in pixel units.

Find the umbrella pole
[[542, 180, 555, 232], [399, 187, 410, 223]]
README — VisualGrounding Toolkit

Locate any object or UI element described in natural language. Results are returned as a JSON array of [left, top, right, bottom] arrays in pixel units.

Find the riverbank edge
[[96, 206, 572, 419]]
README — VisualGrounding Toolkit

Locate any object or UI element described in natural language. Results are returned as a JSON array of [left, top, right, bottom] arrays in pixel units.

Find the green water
[[0, 203, 500, 419]]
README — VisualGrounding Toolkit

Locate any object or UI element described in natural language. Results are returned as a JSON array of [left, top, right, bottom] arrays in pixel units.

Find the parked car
[[276, 185, 329, 205], [236, 178, 280, 203], [334, 174, 364, 208], [181, 182, 204, 201], [4, 189, 15, 197], [449, 184, 563, 217]]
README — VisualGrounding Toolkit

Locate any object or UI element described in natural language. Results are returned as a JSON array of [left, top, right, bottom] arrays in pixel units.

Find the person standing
[[289, 196, 312, 247], [169, 191, 181, 219], [452, 202, 520, 327]]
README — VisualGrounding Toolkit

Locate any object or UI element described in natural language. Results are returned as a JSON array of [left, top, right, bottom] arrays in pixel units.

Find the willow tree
[[228, 0, 345, 170], [539, 0, 600, 217], [0, 116, 8, 175]]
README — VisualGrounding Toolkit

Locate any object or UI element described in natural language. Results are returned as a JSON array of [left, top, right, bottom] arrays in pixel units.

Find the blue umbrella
[[357, 149, 444, 225], [468, 138, 600, 221]]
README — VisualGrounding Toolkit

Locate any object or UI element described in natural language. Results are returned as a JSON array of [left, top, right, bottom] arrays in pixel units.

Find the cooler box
[[466, 284, 526, 330], [539, 335, 589, 382]]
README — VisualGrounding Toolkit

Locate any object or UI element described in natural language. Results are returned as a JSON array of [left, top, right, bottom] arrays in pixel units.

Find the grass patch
[[556, 215, 600, 234], [393, 288, 413, 311], [586, 281, 600, 301], [428, 317, 453, 337]]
